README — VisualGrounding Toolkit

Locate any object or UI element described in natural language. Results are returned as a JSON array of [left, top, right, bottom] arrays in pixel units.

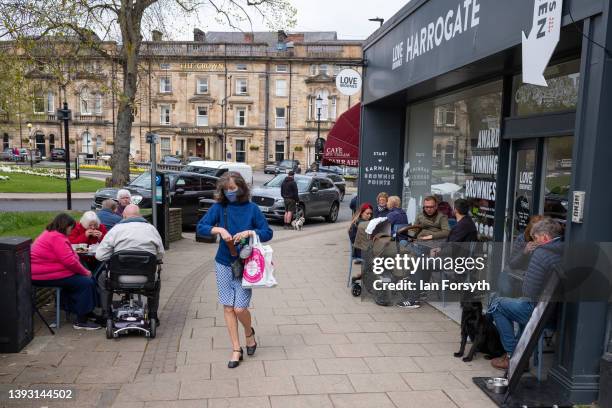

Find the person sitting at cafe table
[[95, 204, 164, 323], [97, 199, 122, 230], [414, 195, 450, 241], [115, 189, 132, 216], [373, 192, 390, 218], [386, 196, 408, 230], [69, 211, 107, 270], [30, 213, 101, 330]]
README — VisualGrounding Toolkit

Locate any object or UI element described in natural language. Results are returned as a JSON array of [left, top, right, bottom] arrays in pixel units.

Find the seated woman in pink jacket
[[31, 213, 100, 330]]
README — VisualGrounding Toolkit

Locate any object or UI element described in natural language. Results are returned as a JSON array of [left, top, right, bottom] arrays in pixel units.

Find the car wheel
[[325, 202, 339, 223]]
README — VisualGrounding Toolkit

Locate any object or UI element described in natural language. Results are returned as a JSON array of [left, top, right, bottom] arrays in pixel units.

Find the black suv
[[308, 172, 346, 201], [92, 171, 218, 226]]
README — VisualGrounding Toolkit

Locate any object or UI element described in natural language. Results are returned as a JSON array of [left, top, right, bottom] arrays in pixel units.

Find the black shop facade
[[358, 0, 612, 405]]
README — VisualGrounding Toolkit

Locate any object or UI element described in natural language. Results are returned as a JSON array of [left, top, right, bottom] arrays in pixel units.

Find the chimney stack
[[193, 28, 205, 42], [152, 30, 163, 41]]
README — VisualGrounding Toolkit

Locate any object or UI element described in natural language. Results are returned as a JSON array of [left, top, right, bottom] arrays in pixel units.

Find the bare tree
[[1, 0, 296, 185]]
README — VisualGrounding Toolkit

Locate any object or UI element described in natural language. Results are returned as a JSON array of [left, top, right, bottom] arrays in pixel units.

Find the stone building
[[1, 31, 363, 170]]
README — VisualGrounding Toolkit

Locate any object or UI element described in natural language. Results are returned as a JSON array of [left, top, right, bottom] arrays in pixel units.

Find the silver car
[[251, 174, 340, 223]]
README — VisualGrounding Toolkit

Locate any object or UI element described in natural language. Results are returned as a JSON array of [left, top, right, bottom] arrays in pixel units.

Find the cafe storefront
[[359, 0, 612, 404]]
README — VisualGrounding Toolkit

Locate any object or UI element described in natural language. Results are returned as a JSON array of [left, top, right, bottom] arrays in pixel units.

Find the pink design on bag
[[243, 247, 265, 283]]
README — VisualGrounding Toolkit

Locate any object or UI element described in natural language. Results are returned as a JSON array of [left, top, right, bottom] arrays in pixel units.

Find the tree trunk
[[111, 3, 143, 187]]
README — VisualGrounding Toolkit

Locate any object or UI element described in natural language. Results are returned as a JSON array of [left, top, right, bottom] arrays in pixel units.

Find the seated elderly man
[[95, 204, 164, 322], [96, 199, 122, 230], [488, 217, 563, 370]]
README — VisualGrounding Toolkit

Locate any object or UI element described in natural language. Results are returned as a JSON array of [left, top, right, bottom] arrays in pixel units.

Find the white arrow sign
[[522, 0, 563, 86]]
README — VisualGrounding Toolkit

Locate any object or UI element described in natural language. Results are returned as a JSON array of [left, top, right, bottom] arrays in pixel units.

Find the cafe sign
[[335, 69, 362, 96]]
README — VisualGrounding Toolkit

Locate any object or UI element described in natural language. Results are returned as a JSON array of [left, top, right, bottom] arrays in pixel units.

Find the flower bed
[[79, 164, 146, 173], [0, 165, 76, 179]]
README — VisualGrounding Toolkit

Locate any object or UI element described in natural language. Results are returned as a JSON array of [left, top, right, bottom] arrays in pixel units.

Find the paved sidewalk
[[0, 225, 500, 408]]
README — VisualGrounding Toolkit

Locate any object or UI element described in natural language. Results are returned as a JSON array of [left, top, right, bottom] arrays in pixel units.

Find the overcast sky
[[183, 0, 408, 41]]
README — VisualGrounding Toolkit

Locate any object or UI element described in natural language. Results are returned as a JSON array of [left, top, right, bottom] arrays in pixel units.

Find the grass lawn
[[0, 172, 104, 193], [0, 211, 83, 240]]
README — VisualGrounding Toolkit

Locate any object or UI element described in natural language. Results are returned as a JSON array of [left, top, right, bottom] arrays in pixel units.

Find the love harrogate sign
[[335, 69, 362, 96]]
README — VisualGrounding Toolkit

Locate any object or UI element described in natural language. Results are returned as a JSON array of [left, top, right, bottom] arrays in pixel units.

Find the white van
[[183, 160, 253, 185]]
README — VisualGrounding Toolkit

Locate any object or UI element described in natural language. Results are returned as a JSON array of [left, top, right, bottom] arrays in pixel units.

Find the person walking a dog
[[488, 217, 563, 370], [281, 171, 299, 229]]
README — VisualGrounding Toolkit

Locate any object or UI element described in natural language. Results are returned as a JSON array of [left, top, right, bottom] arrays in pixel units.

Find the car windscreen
[[278, 160, 294, 167], [183, 165, 219, 176], [128, 172, 177, 190], [265, 174, 310, 192]]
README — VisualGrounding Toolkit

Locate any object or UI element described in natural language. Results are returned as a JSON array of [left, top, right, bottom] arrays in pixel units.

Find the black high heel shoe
[[227, 347, 243, 368], [246, 327, 257, 356]]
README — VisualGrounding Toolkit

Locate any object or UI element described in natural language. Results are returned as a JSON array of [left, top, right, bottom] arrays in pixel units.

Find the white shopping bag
[[242, 234, 277, 288]]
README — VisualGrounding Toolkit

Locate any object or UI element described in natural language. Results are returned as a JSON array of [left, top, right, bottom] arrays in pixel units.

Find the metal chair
[[31, 286, 64, 334]]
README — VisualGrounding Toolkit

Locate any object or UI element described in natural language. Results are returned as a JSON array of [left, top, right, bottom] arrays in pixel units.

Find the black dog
[[454, 301, 505, 362]]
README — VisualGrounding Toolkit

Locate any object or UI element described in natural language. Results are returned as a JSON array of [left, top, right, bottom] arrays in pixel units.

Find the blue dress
[[197, 201, 273, 307]]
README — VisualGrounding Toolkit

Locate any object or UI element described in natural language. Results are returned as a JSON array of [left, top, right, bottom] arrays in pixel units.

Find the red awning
[[322, 103, 360, 167]]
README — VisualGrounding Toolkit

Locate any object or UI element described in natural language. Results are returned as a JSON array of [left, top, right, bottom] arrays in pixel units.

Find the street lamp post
[[57, 102, 73, 210], [27, 123, 33, 168], [314, 95, 324, 171]]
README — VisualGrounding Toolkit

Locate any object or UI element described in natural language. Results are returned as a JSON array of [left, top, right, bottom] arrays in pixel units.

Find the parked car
[[264, 161, 279, 174], [91, 171, 218, 226], [185, 156, 202, 163], [1, 148, 17, 161], [160, 155, 182, 165], [50, 148, 66, 161], [184, 160, 253, 185], [250, 173, 340, 223], [306, 164, 342, 174], [269, 159, 301, 174], [308, 172, 346, 201]]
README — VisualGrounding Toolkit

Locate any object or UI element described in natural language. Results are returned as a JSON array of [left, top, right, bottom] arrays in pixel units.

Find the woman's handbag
[[223, 206, 244, 279], [242, 234, 277, 288]]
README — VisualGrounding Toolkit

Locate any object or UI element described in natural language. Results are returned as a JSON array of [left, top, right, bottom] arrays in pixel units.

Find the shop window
[[513, 59, 580, 116], [235, 78, 248, 95], [275, 107, 286, 128], [160, 137, 172, 157], [276, 79, 287, 97], [160, 104, 171, 125], [235, 107, 247, 127], [159, 77, 172, 93], [404, 81, 502, 241], [197, 78, 208, 94], [235, 139, 246, 163], [197, 106, 209, 126]]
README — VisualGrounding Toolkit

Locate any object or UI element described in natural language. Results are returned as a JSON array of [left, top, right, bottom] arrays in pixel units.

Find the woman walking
[[197, 172, 273, 368]]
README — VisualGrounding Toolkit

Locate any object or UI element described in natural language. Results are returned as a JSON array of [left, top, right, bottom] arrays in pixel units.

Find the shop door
[[506, 136, 574, 245]]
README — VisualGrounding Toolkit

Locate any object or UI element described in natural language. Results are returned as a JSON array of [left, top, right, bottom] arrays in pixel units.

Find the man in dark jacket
[[281, 171, 299, 229], [489, 217, 563, 370], [446, 199, 478, 243], [96, 199, 122, 230]]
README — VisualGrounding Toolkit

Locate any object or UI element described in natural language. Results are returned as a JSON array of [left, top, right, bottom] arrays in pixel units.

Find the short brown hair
[[215, 171, 250, 204], [424, 195, 438, 204]]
